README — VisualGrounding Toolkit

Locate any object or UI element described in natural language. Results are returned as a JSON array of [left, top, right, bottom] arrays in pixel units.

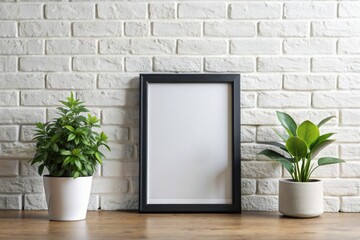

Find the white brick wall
[[0, 0, 358, 213]]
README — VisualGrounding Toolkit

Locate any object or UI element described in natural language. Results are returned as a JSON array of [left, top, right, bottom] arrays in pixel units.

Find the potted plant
[[259, 111, 344, 218], [30, 92, 110, 221]]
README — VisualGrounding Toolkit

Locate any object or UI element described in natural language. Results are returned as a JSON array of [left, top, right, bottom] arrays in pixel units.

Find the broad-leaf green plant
[[259, 111, 344, 182], [30, 92, 110, 178]]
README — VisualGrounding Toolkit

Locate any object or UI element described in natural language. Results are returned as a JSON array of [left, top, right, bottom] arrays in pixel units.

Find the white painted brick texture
[[0, 0, 358, 213]]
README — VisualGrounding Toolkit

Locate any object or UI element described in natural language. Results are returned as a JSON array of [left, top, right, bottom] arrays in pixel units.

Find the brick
[[149, 3, 175, 19], [0, 22, 16, 37], [73, 57, 122, 72], [342, 110, 360, 126], [0, 142, 35, 159], [0, 56, 16, 72], [205, 57, 254, 72], [101, 194, 138, 210], [259, 22, 309, 37], [23, 178, 44, 193], [339, 2, 360, 18], [178, 39, 227, 55], [284, 39, 335, 55], [241, 92, 256, 108], [257, 179, 278, 195], [46, 39, 96, 54], [92, 178, 129, 193], [230, 3, 281, 19], [131, 39, 175, 54], [46, 73, 95, 89], [230, 39, 280, 55], [324, 197, 340, 212], [153, 22, 201, 37], [77, 90, 138, 107], [311, 165, 339, 178], [341, 162, 360, 177], [98, 74, 139, 89], [0, 195, 21, 209], [258, 92, 310, 108], [340, 144, 360, 160], [241, 162, 281, 178], [154, 57, 201, 72], [284, 2, 336, 19], [241, 144, 273, 161], [338, 39, 360, 54], [339, 75, 360, 89], [178, 2, 226, 19], [0, 74, 44, 89], [125, 22, 149, 37], [0, 4, 41, 19], [125, 57, 152, 72], [97, 3, 146, 19], [241, 195, 278, 211], [0, 126, 17, 142], [284, 74, 336, 90], [99, 39, 175, 55], [20, 161, 43, 176], [21, 91, 69, 106], [0, 39, 43, 55], [313, 91, 360, 108], [334, 128, 360, 143], [241, 179, 256, 195], [101, 126, 129, 142], [241, 126, 256, 143], [88, 195, 99, 210], [241, 74, 282, 90], [313, 57, 360, 72], [20, 125, 36, 142], [256, 126, 286, 142], [19, 22, 69, 37], [0, 108, 44, 124], [102, 108, 138, 126], [258, 57, 309, 72], [0, 91, 17, 106], [20, 57, 70, 72], [102, 161, 138, 177], [323, 180, 360, 196], [312, 21, 360, 37], [341, 197, 360, 212], [0, 160, 18, 176], [73, 22, 122, 37], [24, 194, 47, 210], [204, 22, 255, 37], [45, 3, 94, 19]]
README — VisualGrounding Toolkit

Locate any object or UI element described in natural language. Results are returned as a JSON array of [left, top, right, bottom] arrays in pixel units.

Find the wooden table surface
[[0, 210, 359, 239]]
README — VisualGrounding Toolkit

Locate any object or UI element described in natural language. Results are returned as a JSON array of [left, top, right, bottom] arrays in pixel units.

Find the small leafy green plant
[[31, 92, 110, 178], [259, 111, 344, 182]]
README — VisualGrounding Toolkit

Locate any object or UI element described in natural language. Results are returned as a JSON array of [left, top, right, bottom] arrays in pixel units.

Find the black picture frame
[[139, 74, 241, 213]]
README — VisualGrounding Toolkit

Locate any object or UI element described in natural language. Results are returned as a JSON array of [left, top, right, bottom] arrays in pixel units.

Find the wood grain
[[0, 211, 359, 239]]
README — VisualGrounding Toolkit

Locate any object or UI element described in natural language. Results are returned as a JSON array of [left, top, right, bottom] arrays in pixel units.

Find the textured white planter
[[279, 179, 323, 218], [43, 175, 93, 221]]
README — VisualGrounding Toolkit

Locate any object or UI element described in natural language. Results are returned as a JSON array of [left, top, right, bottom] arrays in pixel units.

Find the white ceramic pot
[[279, 179, 323, 218], [43, 175, 93, 221]]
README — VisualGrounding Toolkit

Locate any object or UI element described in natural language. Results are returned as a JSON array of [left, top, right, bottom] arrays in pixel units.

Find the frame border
[[139, 74, 241, 213]]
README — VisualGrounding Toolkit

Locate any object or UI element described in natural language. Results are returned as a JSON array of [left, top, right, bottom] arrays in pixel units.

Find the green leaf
[[51, 143, 59, 152], [95, 152, 103, 164], [311, 133, 336, 149], [60, 150, 72, 156], [73, 171, 80, 179], [286, 136, 308, 158], [258, 149, 294, 174], [67, 133, 76, 141], [38, 164, 45, 176], [258, 142, 288, 152], [318, 116, 335, 128], [297, 120, 320, 146], [65, 125, 75, 132], [276, 111, 297, 136], [318, 157, 345, 166], [310, 139, 336, 159], [74, 159, 82, 170]]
